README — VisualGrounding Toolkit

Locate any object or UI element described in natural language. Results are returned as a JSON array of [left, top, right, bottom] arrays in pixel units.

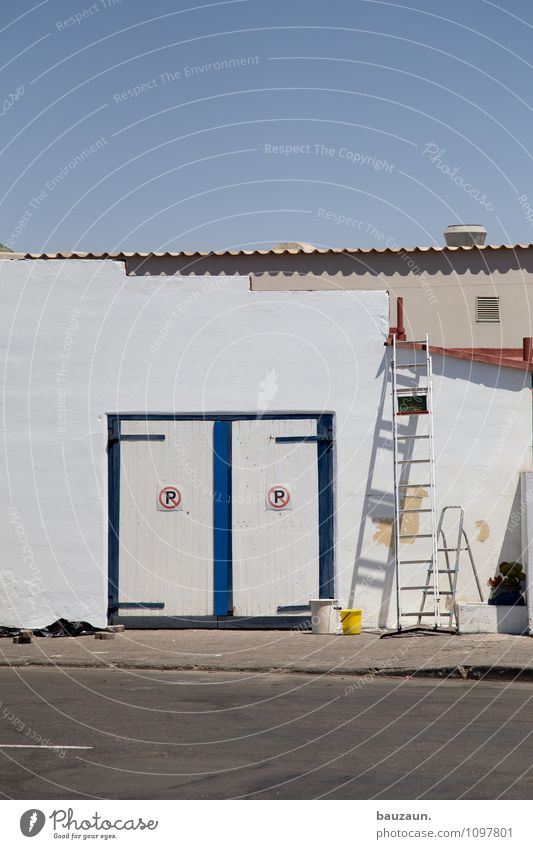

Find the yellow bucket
[[340, 609, 362, 635]]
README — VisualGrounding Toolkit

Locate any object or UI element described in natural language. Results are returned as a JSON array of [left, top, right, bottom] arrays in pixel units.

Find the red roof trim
[[391, 341, 533, 373]]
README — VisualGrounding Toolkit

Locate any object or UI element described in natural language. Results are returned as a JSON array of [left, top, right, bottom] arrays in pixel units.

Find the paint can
[[309, 599, 340, 635], [340, 609, 362, 635]]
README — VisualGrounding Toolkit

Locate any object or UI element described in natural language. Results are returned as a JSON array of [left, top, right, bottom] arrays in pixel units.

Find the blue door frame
[[107, 413, 334, 629]]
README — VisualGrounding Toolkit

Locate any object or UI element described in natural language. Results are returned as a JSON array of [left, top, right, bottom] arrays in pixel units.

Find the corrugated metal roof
[[3, 243, 533, 260]]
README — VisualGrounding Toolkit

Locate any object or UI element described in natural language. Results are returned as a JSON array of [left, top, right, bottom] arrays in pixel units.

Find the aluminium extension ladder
[[389, 333, 444, 632], [389, 334, 483, 634]]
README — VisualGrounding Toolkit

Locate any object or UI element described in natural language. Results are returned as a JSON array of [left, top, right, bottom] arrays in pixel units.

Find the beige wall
[[126, 248, 533, 348]]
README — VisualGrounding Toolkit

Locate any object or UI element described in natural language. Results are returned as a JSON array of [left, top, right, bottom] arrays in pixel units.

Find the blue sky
[[1, 0, 533, 252]]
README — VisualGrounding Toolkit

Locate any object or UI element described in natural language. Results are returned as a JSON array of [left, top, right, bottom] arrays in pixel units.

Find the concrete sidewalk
[[1, 629, 533, 680]]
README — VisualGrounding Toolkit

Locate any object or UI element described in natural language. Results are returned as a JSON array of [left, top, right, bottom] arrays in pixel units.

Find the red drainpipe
[[523, 337, 532, 362], [396, 296, 406, 341]]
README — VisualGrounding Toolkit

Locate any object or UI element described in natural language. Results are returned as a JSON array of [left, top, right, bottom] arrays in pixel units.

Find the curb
[[0, 660, 533, 681]]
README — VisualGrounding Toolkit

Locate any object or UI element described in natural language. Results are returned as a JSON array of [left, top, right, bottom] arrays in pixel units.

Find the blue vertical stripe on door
[[317, 415, 335, 598], [107, 416, 120, 617], [213, 420, 232, 615]]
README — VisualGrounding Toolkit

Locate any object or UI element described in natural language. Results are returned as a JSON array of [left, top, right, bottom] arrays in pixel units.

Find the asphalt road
[[0, 668, 533, 799]]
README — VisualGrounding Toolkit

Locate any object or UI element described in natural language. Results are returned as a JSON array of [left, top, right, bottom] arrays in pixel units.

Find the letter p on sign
[[266, 484, 292, 511]]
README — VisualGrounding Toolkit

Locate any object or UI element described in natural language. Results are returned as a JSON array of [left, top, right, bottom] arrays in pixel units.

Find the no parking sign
[[266, 484, 292, 511], [157, 486, 183, 511]]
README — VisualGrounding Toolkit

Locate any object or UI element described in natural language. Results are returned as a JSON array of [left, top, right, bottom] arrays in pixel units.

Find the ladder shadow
[[347, 350, 395, 625]]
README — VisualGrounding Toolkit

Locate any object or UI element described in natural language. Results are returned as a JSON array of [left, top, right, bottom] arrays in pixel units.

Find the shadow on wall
[[494, 605, 527, 634], [431, 351, 532, 393], [497, 479, 524, 568], [126, 248, 533, 280], [347, 350, 396, 627]]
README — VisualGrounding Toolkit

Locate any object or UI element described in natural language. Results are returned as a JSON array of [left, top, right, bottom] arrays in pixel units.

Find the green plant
[[487, 561, 525, 591]]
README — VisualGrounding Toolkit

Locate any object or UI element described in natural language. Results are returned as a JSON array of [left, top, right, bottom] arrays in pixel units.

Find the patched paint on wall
[[372, 487, 429, 548], [373, 518, 393, 548], [475, 520, 490, 542], [399, 486, 429, 543]]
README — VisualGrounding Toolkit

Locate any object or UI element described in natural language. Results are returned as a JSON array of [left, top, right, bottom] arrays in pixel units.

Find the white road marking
[[0, 745, 92, 749]]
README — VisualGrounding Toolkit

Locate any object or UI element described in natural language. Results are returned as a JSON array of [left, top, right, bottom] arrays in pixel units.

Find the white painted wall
[[0, 259, 530, 629], [0, 259, 387, 627]]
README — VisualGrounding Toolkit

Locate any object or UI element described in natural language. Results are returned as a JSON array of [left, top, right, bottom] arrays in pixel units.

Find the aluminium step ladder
[[416, 506, 484, 629], [388, 332, 445, 634]]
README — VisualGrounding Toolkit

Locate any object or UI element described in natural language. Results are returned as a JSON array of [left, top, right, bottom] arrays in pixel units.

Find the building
[[0, 256, 531, 631], [8, 225, 533, 348]]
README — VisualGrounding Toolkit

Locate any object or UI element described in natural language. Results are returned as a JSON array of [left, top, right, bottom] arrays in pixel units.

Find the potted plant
[[487, 561, 526, 606]]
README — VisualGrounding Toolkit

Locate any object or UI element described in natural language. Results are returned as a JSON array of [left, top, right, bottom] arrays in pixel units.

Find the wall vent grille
[[475, 295, 500, 323]]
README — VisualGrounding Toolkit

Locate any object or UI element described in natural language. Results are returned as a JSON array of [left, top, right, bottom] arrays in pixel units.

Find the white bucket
[[309, 599, 340, 635]]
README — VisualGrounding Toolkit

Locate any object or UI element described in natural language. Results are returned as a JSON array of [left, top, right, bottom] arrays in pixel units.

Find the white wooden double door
[[117, 418, 322, 618]]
